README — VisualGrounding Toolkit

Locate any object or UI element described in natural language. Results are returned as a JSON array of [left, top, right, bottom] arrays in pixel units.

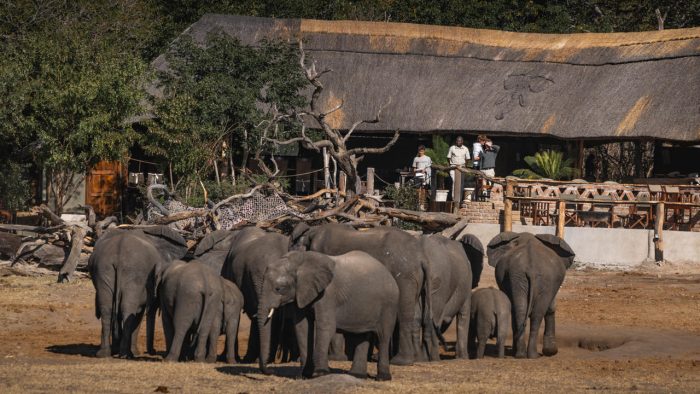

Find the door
[[86, 161, 124, 218]]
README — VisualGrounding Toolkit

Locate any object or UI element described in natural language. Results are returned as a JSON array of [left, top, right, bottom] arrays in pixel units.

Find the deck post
[[339, 171, 347, 203], [503, 178, 514, 232], [654, 202, 665, 262], [453, 170, 463, 214], [366, 167, 375, 196], [556, 200, 566, 238]]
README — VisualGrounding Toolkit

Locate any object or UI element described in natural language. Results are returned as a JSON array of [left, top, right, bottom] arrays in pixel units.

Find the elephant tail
[[526, 274, 535, 318], [421, 258, 434, 343], [112, 266, 122, 339]]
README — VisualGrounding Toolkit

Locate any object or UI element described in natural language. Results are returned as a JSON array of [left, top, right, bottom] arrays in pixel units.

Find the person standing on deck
[[447, 136, 471, 183]]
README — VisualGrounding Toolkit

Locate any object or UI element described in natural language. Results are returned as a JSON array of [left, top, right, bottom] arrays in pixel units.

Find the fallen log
[[375, 207, 461, 230], [439, 218, 470, 239], [0, 223, 65, 233], [151, 209, 209, 225], [58, 225, 87, 283]]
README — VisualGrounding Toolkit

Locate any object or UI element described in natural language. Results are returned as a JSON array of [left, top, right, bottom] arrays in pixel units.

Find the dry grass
[[0, 267, 699, 393]]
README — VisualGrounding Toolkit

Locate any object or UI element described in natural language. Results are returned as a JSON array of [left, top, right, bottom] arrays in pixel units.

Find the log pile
[[0, 183, 467, 281]]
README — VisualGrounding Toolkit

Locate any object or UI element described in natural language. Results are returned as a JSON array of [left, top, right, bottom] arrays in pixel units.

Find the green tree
[[0, 3, 148, 214], [512, 150, 578, 180], [145, 33, 309, 192], [424, 135, 450, 178]]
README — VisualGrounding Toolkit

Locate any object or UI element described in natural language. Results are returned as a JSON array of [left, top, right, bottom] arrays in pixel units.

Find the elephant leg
[[119, 300, 143, 358], [329, 333, 348, 361], [510, 291, 528, 359], [195, 299, 217, 362], [527, 304, 546, 359], [130, 309, 145, 356], [497, 318, 508, 359], [96, 302, 113, 358], [162, 308, 174, 355], [206, 315, 222, 363], [165, 325, 187, 362], [391, 279, 418, 365], [225, 313, 240, 364], [376, 309, 395, 381], [294, 312, 313, 378], [241, 316, 259, 363], [542, 298, 558, 357], [467, 317, 477, 359], [455, 297, 470, 359], [476, 331, 488, 359], [312, 309, 335, 377], [348, 334, 369, 379], [146, 301, 157, 355]]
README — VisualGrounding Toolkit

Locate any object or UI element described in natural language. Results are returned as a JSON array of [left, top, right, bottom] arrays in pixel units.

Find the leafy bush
[[512, 150, 578, 180], [383, 184, 421, 230]]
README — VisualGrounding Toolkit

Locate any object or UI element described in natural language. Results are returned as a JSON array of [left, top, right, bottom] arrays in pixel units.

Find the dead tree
[[265, 41, 399, 194]]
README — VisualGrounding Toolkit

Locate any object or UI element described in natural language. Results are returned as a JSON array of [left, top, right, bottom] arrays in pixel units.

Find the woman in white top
[[412, 145, 432, 186]]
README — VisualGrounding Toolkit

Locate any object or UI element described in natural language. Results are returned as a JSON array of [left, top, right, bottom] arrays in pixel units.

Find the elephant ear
[[486, 232, 520, 267], [535, 234, 576, 269], [460, 234, 484, 288], [289, 222, 311, 251], [142, 225, 187, 246], [154, 259, 186, 297], [194, 230, 231, 257], [290, 251, 335, 309]]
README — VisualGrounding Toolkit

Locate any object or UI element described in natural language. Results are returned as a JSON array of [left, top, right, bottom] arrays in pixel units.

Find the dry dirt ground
[[0, 262, 698, 393]]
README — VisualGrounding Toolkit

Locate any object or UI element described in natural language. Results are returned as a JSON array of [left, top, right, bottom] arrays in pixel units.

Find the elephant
[[289, 222, 432, 365], [192, 230, 238, 274], [221, 227, 297, 371], [158, 260, 243, 363], [421, 233, 483, 360], [486, 232, 575, 358], [469, 287, 511, 359], [259, 251, 398, 380], [88, 226, 188, 358]]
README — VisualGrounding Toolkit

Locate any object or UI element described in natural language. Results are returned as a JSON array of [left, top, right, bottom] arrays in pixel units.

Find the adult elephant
[[486, 232, 575, 358], [89, 226, 188, 358], [289, 223, 432, 365], [258, 251, 398, 380], [421, 233, 483, 360], [193, 230, 239, 274], [221, 227, 296, 371]]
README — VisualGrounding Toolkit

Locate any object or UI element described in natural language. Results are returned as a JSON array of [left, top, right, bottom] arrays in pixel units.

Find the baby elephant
[[469, 287, 511, 359], [158, 260, 243, 363]]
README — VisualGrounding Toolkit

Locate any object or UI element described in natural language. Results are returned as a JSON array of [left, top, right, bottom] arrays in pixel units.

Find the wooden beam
[[654, 202, 664, 262], [339, 171, 347, 203]]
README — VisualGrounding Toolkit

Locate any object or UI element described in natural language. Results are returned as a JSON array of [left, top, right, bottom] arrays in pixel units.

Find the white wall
[[458, 223, 699, 267]]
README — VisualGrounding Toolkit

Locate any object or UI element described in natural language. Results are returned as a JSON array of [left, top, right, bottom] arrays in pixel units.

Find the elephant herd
[[88, 222, 575, 380]]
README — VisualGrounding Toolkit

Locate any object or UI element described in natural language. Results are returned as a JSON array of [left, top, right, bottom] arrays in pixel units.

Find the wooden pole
[[366, 167, 375, 196], [503, 178, 514, 232], [323, 148, 330, 189], [654, 202, 664, 262], [556, 200, 565, 238], [452, 170, 463, 214], [339, 171, 347, 203], [577, 140, 585, 178]]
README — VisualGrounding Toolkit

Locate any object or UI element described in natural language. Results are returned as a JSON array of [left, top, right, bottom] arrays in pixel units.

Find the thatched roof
[[154, 14, 700, 142]]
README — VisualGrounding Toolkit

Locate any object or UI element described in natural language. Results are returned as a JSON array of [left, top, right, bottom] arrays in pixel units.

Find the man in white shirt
[[412, 145, 432, 186], [447, 136, 471, 182]]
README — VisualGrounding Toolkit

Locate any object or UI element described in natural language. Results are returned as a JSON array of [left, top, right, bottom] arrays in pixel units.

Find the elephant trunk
[[257, 305, 274, 374]]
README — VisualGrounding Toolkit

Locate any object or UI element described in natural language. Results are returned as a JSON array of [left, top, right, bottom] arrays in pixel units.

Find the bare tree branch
[[347, 129, 400, 156]]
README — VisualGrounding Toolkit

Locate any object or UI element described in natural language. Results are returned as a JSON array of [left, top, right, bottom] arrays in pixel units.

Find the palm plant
[[512, 150, 578, 180], [424, 135, 450, 178]]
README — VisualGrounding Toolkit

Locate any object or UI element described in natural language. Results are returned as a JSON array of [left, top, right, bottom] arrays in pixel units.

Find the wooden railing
[[502, 178, 700, 262]]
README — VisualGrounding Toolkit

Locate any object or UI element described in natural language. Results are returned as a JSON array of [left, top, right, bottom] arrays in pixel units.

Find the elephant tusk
[[267, 308, 275, 319]]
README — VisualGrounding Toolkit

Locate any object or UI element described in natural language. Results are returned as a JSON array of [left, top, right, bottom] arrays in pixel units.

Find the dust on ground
[[0, 263, 698, 393]]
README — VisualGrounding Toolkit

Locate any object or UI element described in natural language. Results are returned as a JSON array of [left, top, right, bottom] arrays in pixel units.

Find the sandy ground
[[0, 263, 698, 393]]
